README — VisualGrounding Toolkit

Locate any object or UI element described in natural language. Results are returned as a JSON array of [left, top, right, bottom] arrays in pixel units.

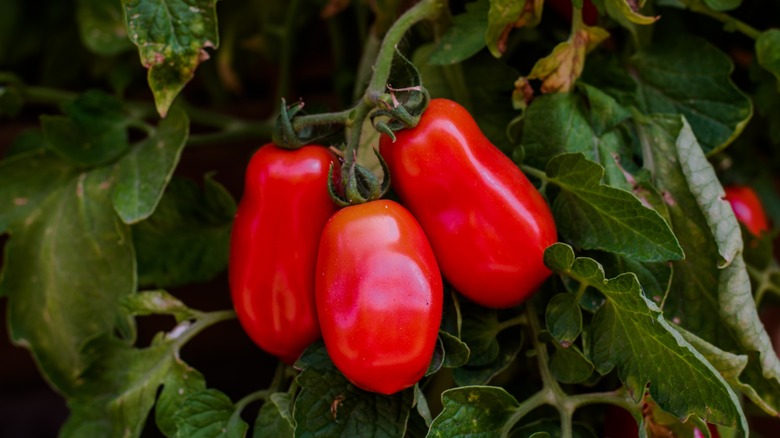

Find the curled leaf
[[527, 26, 610, 94]]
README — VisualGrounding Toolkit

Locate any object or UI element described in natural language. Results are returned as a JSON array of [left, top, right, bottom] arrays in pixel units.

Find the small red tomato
[[315, 200, 443, 394], [724, 185, 770, 237], [229, 144, 338, 364], [380, 98, 557, 309]]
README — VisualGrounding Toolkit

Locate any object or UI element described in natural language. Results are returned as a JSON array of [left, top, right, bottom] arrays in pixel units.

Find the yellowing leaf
[[528, 26, 609, 93]]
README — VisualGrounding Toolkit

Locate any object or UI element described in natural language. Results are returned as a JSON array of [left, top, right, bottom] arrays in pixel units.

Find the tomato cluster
[[229, 99, 557, 394]]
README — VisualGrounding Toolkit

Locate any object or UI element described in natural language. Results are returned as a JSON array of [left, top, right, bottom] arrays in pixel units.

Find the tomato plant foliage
[[2, 0, 780, 437]]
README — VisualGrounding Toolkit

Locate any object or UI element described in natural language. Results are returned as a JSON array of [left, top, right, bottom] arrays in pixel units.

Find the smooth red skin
[[229, 144, 338, 365], [380, 98, 557, 309], [315, 200, 443, 395], [724, 186, 770, 237]]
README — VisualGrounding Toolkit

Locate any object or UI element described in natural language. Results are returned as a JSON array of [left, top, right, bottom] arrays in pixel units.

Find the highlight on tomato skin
[[380, 98, 558, 309], [315, 200, 443, 395], [229, 144, 338, 365], [724, 185, 771, 237]]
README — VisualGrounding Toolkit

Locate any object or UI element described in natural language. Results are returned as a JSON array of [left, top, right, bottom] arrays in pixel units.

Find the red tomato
[[724, 185, 770, 237], [379, 98, 557, 309], [229, 144, 338, 365], [315, 200, 443, 394]]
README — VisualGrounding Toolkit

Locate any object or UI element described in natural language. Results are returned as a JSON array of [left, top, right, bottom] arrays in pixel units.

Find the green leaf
[[255, 394, 294, 437], [61, 336, 174, 438], [41, 90, 131, 166], [132, 174, 235, 288], [429, 0, 489, 65], [453, 302, 524, 386], [254, 393, 295, 438], [414, 385, 433, 428], [77, 0, 133, 55], [439, 331, 471, 368], [156, 361, 207, 437], [577, 83, 631, 137], [600, 254, 672, 307], [629, 36, 753, 155], [546, 243, 747, 432], [122, 0, 219, 116], [485, 0, 524, 58], [604, 0, 658, 25], [756, 29, 780, 88], [637, 114, 780, 415], [1, 164, 135, 395], [123, 290, 198, 322], [520, 92, 635, 188], [677, 325, 780, 417], [548, 341, 595, 384], [173, 389, 248, 438], [545, 153, 684, 262], [427, 386, 519, 437], [113, 106, 190, 224], [545, 293, 582, 346], [6, 128, 47, 157], [0, 150, 77, 235], [294, 342, 414, 438]]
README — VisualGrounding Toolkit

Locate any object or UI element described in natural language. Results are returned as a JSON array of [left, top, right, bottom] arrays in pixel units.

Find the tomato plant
[[229, 144, 337, 365], [3, 0, 780, 437], [380, 98, 557, 309], [314, 200, 443, 395], [724, 185, 771, 237]]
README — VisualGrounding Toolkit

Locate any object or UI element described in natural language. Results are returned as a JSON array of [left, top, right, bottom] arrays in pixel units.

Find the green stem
[[365, 0, 441, 99], [568, 389, 637, 412], [187, 121, 274, 146], [501, 302, 568, 436], [683, 0, 761, 39], [353, 31, 382, 102], [520, 164, 549, 182], [235, 389, 270, 410], [341, 0, 441, 167], [171, 309, 236, 352], [500, 389, 553, 438], [747, 263, 780, 307], [495, 313, 529, 333], [275, 0, 303, 105], [291, 108, 354, 131], [268, 361, 290, 394]]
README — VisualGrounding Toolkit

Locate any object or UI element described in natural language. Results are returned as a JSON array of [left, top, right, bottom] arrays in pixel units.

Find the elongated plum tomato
[[315, 200, 443, 394], [724, 185, 770, 237], [229, 144, 338, 365], [379, 98, 557, 308]]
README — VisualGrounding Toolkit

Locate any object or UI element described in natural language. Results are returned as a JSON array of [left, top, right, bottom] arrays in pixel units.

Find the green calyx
[[327, 148, 391, 207], [272, 98, 306, 150]]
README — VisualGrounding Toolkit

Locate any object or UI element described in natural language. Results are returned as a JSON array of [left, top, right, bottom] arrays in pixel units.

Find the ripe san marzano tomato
[[380, 98, 557, 309], [724, 185, 770, 237], [315, 200, 443, 394], [229, 144, 338, 365]]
